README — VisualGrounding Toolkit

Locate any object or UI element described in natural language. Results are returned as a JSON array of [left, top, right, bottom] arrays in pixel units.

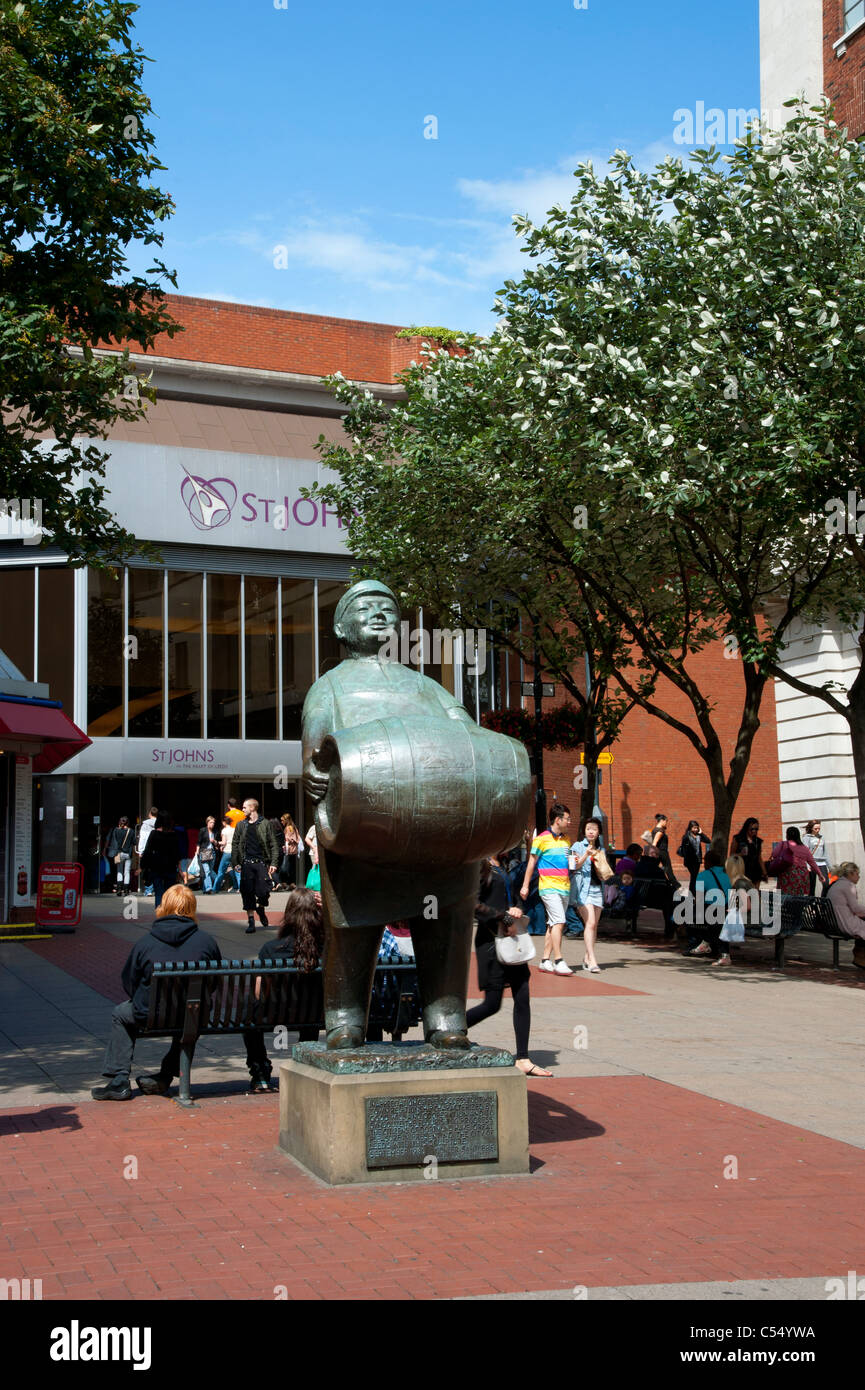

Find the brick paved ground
[[1, 896, 863, 1300], [2, 1076, 863, 1301]]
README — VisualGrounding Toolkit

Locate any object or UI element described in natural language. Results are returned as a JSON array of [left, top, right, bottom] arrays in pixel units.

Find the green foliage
[[314, 104, 865, 835], [394, 325, 478, 346], [0, 0, 179, 563], [481, 703, 586, 750]]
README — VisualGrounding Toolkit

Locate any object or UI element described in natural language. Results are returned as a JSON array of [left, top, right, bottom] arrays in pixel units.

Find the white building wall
[[759, 0, 824, 119], [774, 617, 865, 869]]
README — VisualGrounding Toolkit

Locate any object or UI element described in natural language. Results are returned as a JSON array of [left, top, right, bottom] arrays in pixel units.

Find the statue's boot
[[409, 896, 475, 1050], [323, 923, 383, 1049]]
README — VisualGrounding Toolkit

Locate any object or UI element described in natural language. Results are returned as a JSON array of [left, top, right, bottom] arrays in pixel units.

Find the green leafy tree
[[315, 105, 865, 850], [0, 0, 178, 563]]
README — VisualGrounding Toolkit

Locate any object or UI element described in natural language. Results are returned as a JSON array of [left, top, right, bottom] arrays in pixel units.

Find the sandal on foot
[[516, 1060, 552, 1077]]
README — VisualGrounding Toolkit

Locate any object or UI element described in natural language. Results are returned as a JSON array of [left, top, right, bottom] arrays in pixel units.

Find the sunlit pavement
[[0, 896, 863, 1300]]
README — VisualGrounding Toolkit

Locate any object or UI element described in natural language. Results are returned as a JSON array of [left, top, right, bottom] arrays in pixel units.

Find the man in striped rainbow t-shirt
[[520, 802, 574, 976]]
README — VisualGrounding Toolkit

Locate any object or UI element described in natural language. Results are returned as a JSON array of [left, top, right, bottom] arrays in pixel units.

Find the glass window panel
[[87, 568, 123, 736], [37, 568, 74, 712], [0, 568, 34, 679], [207, 573, 241, 739], [244, 575, 278, 741], [281, 578, 314, 740], [317, 579, 349, 676], [846, 1, 865, 30], [167, 571, 202, 738], [127, 569, 164, 737], [419, 608, 456, 695]]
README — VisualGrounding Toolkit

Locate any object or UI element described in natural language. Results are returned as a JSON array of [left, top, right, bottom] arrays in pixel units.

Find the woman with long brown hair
[[242, 888, 324, 1091], [277, 812, 301, 888]]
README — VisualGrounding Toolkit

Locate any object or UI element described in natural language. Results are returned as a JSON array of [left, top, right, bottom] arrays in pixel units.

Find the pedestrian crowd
[[89, 800, 865, 1104], [98, 797, 319, 936]]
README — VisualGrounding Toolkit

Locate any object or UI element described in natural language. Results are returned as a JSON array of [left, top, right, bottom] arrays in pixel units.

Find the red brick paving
[[25, 925, 131, 1001], [1, 1076, 863, 1301]]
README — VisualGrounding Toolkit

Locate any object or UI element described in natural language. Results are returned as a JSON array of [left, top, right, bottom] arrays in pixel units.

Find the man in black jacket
[[91, 886, 222, 1101], [230, 798, 280, 934]]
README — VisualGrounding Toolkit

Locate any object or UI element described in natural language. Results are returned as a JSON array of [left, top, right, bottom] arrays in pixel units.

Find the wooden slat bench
[[142, 955, 421, 1107]]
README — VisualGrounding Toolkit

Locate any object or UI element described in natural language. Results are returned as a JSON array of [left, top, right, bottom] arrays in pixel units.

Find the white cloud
[[457, 140, 682, 226], [181, 137, 680, 321]]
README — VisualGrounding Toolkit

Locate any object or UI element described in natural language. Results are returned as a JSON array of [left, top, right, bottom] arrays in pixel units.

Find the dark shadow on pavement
[[527, 1089, 605, 1146], [0, 1105, 82, 1135]]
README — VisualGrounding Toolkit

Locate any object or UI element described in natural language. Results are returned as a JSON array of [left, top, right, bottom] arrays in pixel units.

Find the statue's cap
[[333, 579, 399, 629]]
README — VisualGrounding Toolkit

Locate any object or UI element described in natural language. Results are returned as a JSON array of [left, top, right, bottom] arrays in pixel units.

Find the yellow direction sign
[[579, 751, 614, 766]]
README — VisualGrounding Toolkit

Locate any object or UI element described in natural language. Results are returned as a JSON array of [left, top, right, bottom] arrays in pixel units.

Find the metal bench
[[801, 896, 852, 969], [743, 892, 805, 968], [600, 878, 654, 935], [141, 955, 420, 1107]]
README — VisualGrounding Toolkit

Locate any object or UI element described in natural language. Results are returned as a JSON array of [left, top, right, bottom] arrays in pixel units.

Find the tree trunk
[[845, 620, 865, 863], [580, 719, 598, 832], [708, 777, 736, 861]]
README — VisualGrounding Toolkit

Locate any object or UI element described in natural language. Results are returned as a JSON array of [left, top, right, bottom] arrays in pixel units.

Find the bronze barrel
[[313, 716, 531, 866]]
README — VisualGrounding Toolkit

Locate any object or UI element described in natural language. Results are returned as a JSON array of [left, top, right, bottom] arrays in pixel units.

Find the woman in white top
[[803, 820, 828, 896], [826, 863, 865, 970], [212, 816, 239, 893]]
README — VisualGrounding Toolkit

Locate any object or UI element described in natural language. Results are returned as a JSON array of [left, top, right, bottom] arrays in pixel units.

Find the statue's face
[[335, 593, 400, 656]]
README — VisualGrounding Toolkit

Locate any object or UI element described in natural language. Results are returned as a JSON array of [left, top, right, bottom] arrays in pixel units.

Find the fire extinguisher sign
[[36, 863, 84, 930]]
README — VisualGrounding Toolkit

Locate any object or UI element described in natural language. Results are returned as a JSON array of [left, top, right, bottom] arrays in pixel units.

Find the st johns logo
[[179, 464, 237, 531]]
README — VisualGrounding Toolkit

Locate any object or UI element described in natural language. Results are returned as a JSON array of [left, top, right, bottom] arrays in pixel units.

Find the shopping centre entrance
[[71, 774, 303, 893]]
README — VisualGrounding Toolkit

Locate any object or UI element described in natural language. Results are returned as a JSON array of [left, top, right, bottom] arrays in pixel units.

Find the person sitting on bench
[[91, 885, 222, 1101], [242, 888, 325, 1092], [826, 863, 865, 971]]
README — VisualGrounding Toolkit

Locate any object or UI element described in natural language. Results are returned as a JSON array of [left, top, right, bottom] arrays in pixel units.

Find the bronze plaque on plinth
[[365, 1092, 498, 1169]]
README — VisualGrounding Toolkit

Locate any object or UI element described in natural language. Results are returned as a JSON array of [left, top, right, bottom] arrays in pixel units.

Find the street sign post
[[35, 862, 84, 932], [521, 682, 556, 699]]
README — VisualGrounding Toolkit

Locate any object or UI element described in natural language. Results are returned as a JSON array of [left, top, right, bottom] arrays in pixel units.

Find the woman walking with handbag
[[105, 816, 134, 895], [570, 816, 612, 973], [197, 816, 219, 893], [466, 854, 551, 1077], [278, 813, 301, 888]]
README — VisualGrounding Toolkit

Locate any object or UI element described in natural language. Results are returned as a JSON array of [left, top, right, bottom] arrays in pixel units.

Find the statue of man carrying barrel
[[302, 579, 531, 1051]]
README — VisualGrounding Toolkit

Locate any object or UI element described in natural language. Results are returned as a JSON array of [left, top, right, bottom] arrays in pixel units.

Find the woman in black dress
[[730, 818, 768, 885], [242, 888, 324, 1092], [677, 819, 711, 895], [650, 813, 676, 883], [466, 854, 551, 1077]]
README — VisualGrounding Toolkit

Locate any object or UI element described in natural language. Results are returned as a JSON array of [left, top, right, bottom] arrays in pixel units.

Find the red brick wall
[[128, 295, 423, 384], [824, 0, 865, 135], [536, 642, 782, 853]]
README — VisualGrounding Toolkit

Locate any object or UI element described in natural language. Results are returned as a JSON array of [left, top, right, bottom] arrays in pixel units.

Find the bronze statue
[[302, 580, 531, 1050]]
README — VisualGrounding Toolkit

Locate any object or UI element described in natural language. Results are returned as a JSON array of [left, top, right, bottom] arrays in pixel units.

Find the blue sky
[[130, 0, 759, 333]]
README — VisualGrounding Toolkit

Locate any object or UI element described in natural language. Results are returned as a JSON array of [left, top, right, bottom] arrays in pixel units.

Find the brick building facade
[[824, 1, 865, 135]]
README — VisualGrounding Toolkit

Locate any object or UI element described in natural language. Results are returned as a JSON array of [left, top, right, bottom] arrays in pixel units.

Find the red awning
[[0, 702, 91, 773]]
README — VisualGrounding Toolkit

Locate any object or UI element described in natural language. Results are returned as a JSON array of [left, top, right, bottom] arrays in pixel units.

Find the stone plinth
[[278, 1043, 529, 1185]]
